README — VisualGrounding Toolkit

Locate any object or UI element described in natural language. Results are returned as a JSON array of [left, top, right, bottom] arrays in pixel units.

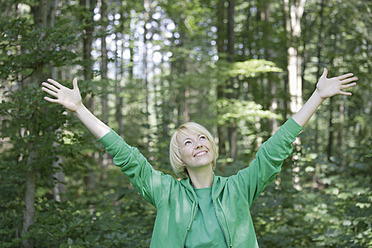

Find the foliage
[[0, 165, 155, 248], [252, 144, 372, 247], [215, 59, 283, 81], [0, 18, 78, 80], [217, 98, 281, 125]]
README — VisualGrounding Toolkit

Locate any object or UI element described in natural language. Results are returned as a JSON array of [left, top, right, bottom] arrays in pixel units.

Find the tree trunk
[[314, 0, 325, 152], [160, 52, 169, 140], [99, 0, 110, 171], [47, 0, 67, 203], [100, 0, 108, 124], [116, 12, 125, 136], [184, 86, 190, 122], [80, 0, 96, 82], [284, 0, 306, 115], [52, 150, 66, 202], [269, 79, 278, 135], [243, 0, 252, 57], [80, 0, 96, 115], [327, 97, 334, 161], [338, 97, 345, 168], [284, 0, 306, 191], [172, 5, 188, 127], [315, 0, 325, 80], [22, 151, 36, 248], [216, 0, 227, 156], [143, 0, 152, 148], [313, 0, 325, 189], [79, 0, 97, 192], [227, 0, 235, 64], [260, 2, 278, 134], [227, 0, 238, 160], [287, 46, 302, 114], [22, 1, 50, 246]]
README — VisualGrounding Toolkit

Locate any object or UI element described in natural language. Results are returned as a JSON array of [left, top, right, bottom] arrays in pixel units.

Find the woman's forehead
[[177, 128, 201, 141]]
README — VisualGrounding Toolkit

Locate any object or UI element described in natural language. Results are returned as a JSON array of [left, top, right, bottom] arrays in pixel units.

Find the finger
[[322, 68, 328, 78], [42, 82, 59, 93], [42, 87, 58, 97], [72, 78, 78, 90], [341, 76, 358, 84], [336, 73, 354, 80], [47, 78, 63, 89], [341, 82, 357, 89], [44, 96, 59, 103], [339, 91, 352, 96]]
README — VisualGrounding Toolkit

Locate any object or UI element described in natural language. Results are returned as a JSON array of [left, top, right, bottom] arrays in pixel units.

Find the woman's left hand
[[316, 68, 358, 99]]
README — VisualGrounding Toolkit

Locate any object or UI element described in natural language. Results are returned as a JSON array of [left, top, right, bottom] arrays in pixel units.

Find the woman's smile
[[194, 151, 208, 157]]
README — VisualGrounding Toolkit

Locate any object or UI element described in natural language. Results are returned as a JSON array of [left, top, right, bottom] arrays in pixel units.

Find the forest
[[0, 0, 371, 247]]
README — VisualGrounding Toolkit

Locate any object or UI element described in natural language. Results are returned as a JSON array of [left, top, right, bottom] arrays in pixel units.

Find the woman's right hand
[[42, 78, 83, 112]]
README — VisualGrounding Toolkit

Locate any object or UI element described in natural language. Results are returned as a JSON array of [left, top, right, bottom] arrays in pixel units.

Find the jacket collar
[[180, 173, 227, 200]]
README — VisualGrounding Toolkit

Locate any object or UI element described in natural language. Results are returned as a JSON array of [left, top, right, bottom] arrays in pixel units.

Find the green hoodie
[[99, 118, 303, 248]]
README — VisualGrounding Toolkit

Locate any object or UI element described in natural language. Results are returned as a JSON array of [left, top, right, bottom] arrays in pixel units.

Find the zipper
[[214, 201, 229, 248], [183, 204, 198, 247]]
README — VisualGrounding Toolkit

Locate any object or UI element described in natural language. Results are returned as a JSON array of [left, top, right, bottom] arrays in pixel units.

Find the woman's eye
[[200, 135, 206, 140], [184, 140, 191, 145]]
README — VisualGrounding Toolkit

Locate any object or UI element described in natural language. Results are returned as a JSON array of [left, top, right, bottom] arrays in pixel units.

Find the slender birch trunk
[[284, 0, 306, 115]]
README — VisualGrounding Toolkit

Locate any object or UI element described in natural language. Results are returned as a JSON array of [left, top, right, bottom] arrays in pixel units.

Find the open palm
[[42, 78, 82, 112], [316, 68, 358, 99]]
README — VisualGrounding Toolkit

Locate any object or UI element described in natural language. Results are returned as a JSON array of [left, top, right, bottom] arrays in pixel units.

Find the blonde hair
[[169, 122, 218, 179]]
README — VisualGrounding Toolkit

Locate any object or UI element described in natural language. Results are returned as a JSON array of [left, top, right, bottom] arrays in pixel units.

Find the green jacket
[[99, 118, 303, 248]]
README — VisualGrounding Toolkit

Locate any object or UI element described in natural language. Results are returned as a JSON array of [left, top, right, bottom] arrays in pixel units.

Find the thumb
[[72, 78, 78, 90], [322, 68, 328, 78]]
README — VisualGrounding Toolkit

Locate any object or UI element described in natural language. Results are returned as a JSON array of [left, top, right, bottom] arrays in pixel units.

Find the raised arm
[[292, 68, 358, 127], [42, 78, 110, 139]]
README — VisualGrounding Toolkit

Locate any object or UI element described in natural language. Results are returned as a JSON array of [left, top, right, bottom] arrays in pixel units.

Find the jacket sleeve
[[231, 117, 303, 207], [99, 129, 171, 208]]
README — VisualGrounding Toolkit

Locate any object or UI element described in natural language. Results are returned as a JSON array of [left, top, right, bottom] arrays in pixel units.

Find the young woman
[[41, 69, 357, 247]]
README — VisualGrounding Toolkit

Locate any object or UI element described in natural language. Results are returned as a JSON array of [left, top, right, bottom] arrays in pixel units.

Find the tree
[[284, 0, 306, 115], [22, 1, 58, 246]]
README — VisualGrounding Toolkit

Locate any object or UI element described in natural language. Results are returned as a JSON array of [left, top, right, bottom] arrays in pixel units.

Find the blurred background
[[0, 0, 371, 247]]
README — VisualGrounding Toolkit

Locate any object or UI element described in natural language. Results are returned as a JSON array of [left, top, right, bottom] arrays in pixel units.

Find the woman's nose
[[195, 143, 203, 149]]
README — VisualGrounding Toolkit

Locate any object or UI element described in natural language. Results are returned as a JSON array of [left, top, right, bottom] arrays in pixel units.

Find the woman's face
[[178, 129, 214, 171]]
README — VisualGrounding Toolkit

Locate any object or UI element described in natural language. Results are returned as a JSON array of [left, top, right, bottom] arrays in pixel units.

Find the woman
[[41, 69, 357, 247]]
